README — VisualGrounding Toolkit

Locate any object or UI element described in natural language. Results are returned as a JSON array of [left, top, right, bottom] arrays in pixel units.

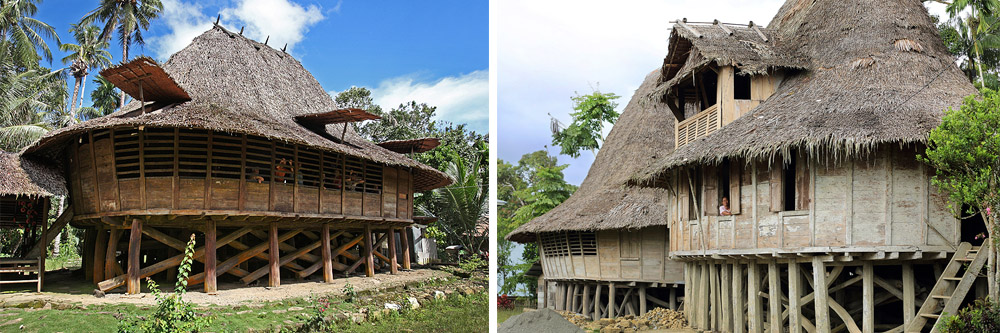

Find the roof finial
[[265, 36, 269, 45], [282, 43, 287, 53], [215, 14, 220, 25], [239, 26, 244, 35]]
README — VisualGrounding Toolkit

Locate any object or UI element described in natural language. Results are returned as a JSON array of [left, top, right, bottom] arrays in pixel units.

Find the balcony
[[675, 104, 721, 148]]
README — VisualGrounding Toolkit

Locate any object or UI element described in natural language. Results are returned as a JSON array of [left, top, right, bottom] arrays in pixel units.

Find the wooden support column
[[608, 282, 616, 318], [204, 220, 217, 294], [268, 222, 280, 287], [733, 263, 746, 333], [364, 224, 375, 277], [768, 260, 782, 333], [388, 228, 398, 274], [639, 284, 647, 315], [812, 257, 830, 333], [789, 262, 802, 333], [902, 263, 915, 328], [684, 262, 693, 321], [722, 263, 732, 332], [863, 262, 874, 333], [748, 261, 763, 333], [593, 283, 602, 320], [582, 284, 592, 317], [105, 229, 122, 281], [126, 219, 143, 295], [710, 263, 718, 330], [669, 286, 677, 310], [321, 223, 334, 283], [401, 226, 411, 270], [93, 227, 107, 284]]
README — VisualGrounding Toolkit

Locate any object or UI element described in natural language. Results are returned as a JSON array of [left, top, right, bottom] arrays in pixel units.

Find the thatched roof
[[634, 0, 977, 183], [24, 25, 451, 192], [0, 152, 66, 197], [378, 138, 441, 154], [507, 70, 674, 242]]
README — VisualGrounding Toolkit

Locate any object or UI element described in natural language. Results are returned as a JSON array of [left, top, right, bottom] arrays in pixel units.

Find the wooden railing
[[675, 104, 721, 148]]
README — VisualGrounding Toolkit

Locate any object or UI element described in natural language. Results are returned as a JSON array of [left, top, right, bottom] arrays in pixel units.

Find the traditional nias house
[[20, 25, 450, 295], [513, 0, 984, 331], [507, 70, 684, 318], [0, 152, 66, 292]]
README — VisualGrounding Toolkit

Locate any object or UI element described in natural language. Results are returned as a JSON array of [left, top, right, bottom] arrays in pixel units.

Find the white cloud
[[369, 71, 489, 133], [220, 0, 324, 53], [150, 0, 213, 60]]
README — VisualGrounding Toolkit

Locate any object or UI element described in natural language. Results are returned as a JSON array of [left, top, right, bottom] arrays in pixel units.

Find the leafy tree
[[935, 14, 1000, 89], [921, 89, 1000, 300], [0, 68, 66, 151], [931, 0, 1000, 86], [90, 75, 120, 116], [60, 23, 111, 121], [497, 151, 576, 295], [0, 0, 59, 68], [417, 148, 488, 255], [551, 91, 620, 157], [81, 0, 163, 109]]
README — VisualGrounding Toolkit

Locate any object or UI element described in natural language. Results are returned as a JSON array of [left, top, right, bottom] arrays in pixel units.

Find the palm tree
[[417, 150, 489, 259], [90, 75, 120, 115], [81, 0, 162, 109], [60, 24, 111, 123], [0, 0, 60, 68], [0, 68, 64, 151], [937, 0, 1000, 85]]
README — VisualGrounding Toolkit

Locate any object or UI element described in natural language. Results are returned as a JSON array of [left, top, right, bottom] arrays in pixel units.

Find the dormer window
[[734, 74, 751, 100]]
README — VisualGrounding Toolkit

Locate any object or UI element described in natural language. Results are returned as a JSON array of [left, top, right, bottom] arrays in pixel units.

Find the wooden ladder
[[905, 241, 988, 333]]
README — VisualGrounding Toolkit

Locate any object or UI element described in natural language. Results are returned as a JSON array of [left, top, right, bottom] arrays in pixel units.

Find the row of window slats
[[676, 105, 720, 147], [109, 128, 384, 190], [541, 232, 597, 257]]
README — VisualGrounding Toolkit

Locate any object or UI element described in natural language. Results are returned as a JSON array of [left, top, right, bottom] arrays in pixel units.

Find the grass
[[326, 292, 488, 332], [498, 308, 521, 324]]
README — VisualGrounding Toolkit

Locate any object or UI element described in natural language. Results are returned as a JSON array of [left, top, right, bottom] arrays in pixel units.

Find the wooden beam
[[204, 220, 217, 294], [769, 261, 782, 333], [710, 263, 718, 330], [401, 226, 411, 270], [608, 282, 616, 318], [902, 263, 915, 328], [242, 239, 322, 284], [388, 227, 398, 274], [863, 262, 874, 333], [105, 229, 123, 281], [364, 224, 374, 277], [593, 283, 603, 320], [639, 284, 647, 315], [322, 223, 333, 282], [268, 222, 280, 287], [748, 262, 763, 333], [722, 264, 732, 332], [26, 206, 73, 258], [93, 227, 107, 284], [733, 263, 746, 333], [700, 263, 710, 329], [126, 219, 142, 295], [813, 257, 830, 333], [789, 262, 802, 333], [583, 284, 592, 318]]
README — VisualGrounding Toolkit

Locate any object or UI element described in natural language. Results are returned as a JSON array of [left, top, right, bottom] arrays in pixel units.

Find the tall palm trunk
[[118, 38, 129, 110], [78, 74, 87, 112], [970, 16, 987, 85], [69, 75, 82, 121]]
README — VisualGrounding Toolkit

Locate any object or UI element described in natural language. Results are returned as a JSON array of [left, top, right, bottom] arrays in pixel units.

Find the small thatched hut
[[21, 25, 451, 295], [507, 70, 684, 317], [0, 152, 67, 291], [513, 0, 984, 331]]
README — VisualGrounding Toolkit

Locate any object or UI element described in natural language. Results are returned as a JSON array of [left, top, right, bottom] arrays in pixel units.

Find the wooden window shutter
[[795, 154, 810, 210], [679, 173, 690, 220], [769, 160, 783, 212], [703, 165, 718, 216], [729, 161, 742, 214]]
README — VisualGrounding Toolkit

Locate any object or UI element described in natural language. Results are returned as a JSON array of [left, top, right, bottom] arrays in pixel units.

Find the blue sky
[[33, 0, 488, 133]]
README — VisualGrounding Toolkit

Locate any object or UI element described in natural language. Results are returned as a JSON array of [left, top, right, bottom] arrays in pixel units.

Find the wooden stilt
[[733, 263, 746, 333], [710, 263, 718, 330], [583, 284, 592, 317], [748, 261, 763, 333], [388, 228, 398, 275], [401, 226, 411, 270], [789, 262, 802, 333], [669, 285, 677, 311], [83, 228, 95, 282], [639, 284, 647, 315], [768, 260, 782, 333], [609, 282, 616, 318], [126, 219, 143, 295], [364, 224, 374, 277], [93, 227, 107, 284], [722, 263, 732, 332], [268, 222, 280, 287], [204, 220, 217, 294], [593, 283, 602, 320], [684, 262, 692, 321], [700, 262, 710, 329], [863, 262, 874, 333], [555, 283, 565, 311], [321, 223, 333, 282], [902, 263, 915, 328], [813, 257, 830, 333], [105, 229, 122, 281]]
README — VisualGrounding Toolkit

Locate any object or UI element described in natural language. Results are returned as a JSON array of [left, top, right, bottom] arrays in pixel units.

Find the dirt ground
[[0, 268, 451, 307]]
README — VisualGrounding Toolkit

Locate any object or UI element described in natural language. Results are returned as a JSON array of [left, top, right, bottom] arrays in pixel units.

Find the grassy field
[[498, 308, 521, 324]]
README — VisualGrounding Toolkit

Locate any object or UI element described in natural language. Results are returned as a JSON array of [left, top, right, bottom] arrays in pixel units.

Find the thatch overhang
[[100, 57, 191, 103], [507, 70, 675, 243], [377, 138, 441, 154], [23, 25, 452, 192], [295, 108, 381, 127], [651, 21, 809, 100], [0, 152, 66, 197], [633, 0, 978, 184]]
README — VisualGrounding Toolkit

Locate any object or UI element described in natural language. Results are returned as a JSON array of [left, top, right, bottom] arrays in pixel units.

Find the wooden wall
[[669, 146, 960, 255], [538, 227, 684, 284], [66, 127, 413, 220]]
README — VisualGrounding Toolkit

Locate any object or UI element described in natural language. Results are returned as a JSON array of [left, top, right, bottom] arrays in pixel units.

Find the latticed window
[[321, 151, 343, 190], [297, 148, 321, 188], [363, 161, 383, 195], [344, 156, 365, 193], [210, 132, 242, 180], [112, 128, 140, 179], [176, 129, 209, 178], [244, 136, 272, 183]]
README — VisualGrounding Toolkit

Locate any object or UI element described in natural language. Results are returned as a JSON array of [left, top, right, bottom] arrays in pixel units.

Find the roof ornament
[[748, 21, 769, 42], [713, 19, 733, 36], [239, 26, 244, 35], [264, 36, 269, 45], [282, 43, 287, 53], [675, 18, 703, 38], [214, 14, 220, 26]]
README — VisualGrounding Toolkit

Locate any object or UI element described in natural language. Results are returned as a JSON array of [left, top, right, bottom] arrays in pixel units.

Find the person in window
[[719, 196, 733, 216]]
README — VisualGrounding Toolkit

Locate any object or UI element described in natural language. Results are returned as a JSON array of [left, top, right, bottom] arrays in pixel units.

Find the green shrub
[[939, 299, 1000, 332], [459, 256, 486, 272], [118, 234, 211, 333]]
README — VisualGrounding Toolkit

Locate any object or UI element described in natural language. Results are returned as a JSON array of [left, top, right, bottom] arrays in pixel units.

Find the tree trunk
[[78, 74, 88, 114], [69, 75, 82, 124], [119, 39, 129, 110], [52, 196, 64, 256], [970, 17, 986, 86]]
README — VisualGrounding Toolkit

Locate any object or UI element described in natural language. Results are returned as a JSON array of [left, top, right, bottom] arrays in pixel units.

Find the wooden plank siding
[[67, 127, 413, 222], [668, 146, 961, 256], [539, 227, 684, 284]]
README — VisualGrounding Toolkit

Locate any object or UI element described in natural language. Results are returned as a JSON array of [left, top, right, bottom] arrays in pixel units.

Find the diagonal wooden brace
[[297, 232, 357, 278], [241, 239, 323, 284], [187, 229, 302, 286], [141, 226, 250, 277]]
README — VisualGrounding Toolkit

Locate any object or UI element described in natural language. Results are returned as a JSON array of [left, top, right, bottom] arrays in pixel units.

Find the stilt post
[[268, 222, 280, 287], [204, 220, 217, 294], [364, 224, 374, 277], [789, 262, 802, 333], [863, 262, 874, 333], [733, 263, 746, 333], [768, 260, 782, 333], [748, 261, 763, 333], [812, 256, 830, 333], [388, 227, 398, 274], [322, 223, 333, 282], [902, 263, 915, 328], [401, 226, 411, 270], [93, 227, 107, 284], [126, 218, 143, 295]]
